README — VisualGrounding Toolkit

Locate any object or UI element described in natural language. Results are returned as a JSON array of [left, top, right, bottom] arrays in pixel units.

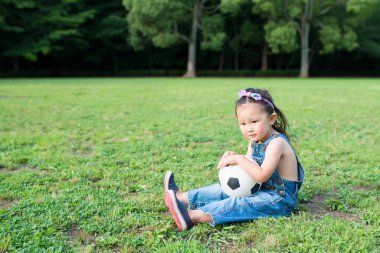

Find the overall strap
[[263, 133, 305, 184], [262, 133, 282, 150], [263, 133, 295, 157]]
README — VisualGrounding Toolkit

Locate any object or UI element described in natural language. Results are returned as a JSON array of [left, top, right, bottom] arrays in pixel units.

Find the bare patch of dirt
[[0, 200, 16, 209], [67, 227, 96, 246], [352, 185, 373, 192], [299, 195, 360, 221], [263, 234, 280, 248], [192, 141, 214, 146], [162, 211, 171, 218], [0, 165, 50, 175], [74, 143, 94, 158]]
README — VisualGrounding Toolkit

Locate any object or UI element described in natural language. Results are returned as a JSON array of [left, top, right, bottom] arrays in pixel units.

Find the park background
[[1, 0, 380, 252], [1, 0, 380, 78]]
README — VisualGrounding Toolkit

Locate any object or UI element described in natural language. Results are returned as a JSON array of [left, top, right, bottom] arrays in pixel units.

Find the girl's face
[[236, 103, 277, 143]]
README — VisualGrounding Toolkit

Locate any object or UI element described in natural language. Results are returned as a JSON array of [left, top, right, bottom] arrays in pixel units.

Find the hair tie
[[238, 89, 274, 109]]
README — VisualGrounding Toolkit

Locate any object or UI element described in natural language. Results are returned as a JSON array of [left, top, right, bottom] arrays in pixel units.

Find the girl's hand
[[217, 155, 241, 169], [222, 151, 237, 158]]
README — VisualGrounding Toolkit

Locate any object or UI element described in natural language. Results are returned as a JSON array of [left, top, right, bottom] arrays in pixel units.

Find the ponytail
[[272, 105, 289, 139]]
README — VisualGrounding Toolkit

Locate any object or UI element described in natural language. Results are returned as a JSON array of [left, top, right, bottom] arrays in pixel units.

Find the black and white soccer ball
[[219, 165, 261, 197]]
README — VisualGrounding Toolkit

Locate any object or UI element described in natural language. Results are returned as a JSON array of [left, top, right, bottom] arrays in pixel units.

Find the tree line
[[1, 0, 379, 77]]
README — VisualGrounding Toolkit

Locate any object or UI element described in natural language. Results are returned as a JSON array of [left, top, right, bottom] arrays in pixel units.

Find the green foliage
[[152, 33, 180, 48], [201, 15, 225, 51], [252, 0, 280, 16], [0, 0, 96, 61], [264, 21, 298, 53], [220, 0, 250, 16], [355, 1, 380, 58], [1, 0, 380, 75], [319, 21, 358, 54], [249, 0, 378, 76], [220, 0, 264, 69], [346, 0, 378, 14], [124, 0, 187, 49], [74, 1, 129, 65], [124, 0, 225, 76], [287, 3, 302, 18], [124, 0, 226, 52], [0, 78, 379, 251]]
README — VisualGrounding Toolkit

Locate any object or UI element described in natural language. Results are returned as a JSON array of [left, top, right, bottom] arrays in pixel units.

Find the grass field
[[0, 78, 379, 252]]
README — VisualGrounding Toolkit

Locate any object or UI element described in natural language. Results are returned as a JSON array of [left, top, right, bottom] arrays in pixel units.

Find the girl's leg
[[165, 184, 225, 230], [187, 183, 230, 210], [197, 190, 289, 226], [176, 183, 229, 209], [176, 191, 188, 205], [188, 209, 213, 223], [164, 171, 228, 209], [174, 190, 284, 226], [165, 190, 212, 230], [175, 191, 215, 223]]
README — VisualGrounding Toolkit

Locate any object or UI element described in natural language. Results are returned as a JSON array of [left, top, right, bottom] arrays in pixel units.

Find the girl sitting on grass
[[164, 88, 305, 231]]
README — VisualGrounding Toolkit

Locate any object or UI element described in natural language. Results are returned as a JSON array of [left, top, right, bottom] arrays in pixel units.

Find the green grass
[[0, 78, 379, 252]]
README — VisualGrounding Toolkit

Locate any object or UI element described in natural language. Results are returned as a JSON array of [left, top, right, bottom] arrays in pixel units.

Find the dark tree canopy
[[0, 0, 379, 77]]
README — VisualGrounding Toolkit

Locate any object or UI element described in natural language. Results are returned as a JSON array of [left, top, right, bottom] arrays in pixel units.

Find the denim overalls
[[187, 133, 305, 226]]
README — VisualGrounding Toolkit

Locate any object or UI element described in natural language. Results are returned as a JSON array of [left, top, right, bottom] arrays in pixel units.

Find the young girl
[[164, 88, 305, 231]]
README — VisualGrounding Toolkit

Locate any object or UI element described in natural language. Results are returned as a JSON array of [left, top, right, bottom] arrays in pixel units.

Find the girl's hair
[[235, 88, 290, 139]]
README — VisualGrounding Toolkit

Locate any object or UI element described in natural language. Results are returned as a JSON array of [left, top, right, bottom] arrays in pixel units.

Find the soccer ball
[[219, 165, 261, 197]]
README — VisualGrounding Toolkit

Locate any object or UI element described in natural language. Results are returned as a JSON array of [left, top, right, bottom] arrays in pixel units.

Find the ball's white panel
[[219, 165, 262, 197]]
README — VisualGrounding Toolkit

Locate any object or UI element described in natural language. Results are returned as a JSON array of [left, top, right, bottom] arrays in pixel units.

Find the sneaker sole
[[163, 171, 173, 207], [165, 190, 187, 231], [163, 171, 173, 191]]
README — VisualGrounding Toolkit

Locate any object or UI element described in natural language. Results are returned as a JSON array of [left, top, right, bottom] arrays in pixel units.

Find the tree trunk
[[299, 0, 313, 78], [113, 55, 118, 74], [183, 1, 202, 78], [13, 58, 19, 71], [275, 54, 282, 69], [219, 48, 224, 71], [234, 47, 239, 70], [300, 25, 310, 78], [148, 47, 153, 70], [234, 22, 240, 70], [184, 40, 197, 77], [261, 42, 268, 71]]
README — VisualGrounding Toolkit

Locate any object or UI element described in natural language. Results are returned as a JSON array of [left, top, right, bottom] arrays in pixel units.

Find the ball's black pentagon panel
[[227, 177, 240, 190], [250, 183, 261, 194]]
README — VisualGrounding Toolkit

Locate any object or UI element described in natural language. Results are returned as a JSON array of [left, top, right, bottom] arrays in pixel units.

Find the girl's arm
[[217, 138, 284, 182], [246, 141, 253, 158], [223, 141, 252, 161]]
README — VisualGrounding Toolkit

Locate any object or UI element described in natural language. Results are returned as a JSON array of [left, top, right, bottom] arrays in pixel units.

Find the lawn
[[0, 78, 379, 252]]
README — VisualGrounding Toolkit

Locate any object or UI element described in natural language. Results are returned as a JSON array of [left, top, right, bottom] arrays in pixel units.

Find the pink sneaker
[[165, 190, 194, 231]]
